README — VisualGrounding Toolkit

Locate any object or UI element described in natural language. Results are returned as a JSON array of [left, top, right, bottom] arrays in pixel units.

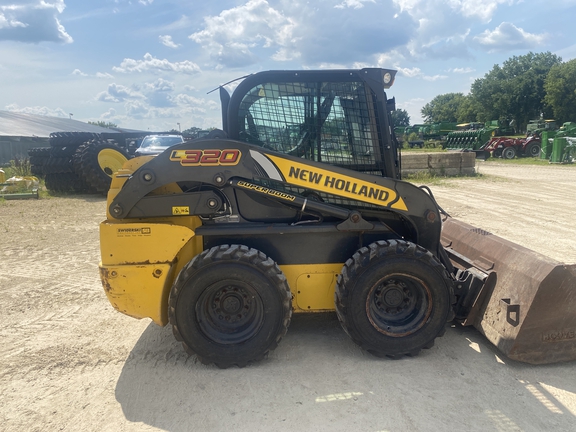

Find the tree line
[[398, 52, 576, 133]]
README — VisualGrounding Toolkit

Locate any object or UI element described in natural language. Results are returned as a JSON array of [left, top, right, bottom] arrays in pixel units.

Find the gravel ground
[[1, 162, 575, 432]]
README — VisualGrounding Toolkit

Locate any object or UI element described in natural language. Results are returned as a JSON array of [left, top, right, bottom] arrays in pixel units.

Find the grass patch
[[401, 147, 445, 153], [483, 157, 576, 166], [403, 171, 482, 186]]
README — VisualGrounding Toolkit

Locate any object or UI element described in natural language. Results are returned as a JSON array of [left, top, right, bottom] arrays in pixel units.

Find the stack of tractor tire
[[28, 132, 129, 195]]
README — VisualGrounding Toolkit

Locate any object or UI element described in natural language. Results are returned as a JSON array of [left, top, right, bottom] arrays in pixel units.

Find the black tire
[[169, 245, 292, 368], [335, 240, 454, 358], [44, 172, 94, 193], [501, 146, 516, 159], [28, 147, 51, 176], [49, 132, 99, 157], [525, 142, 541, 158], [493, 148, 503, 158], [74, 140, 128, 193], [43, 157, 75, 174]]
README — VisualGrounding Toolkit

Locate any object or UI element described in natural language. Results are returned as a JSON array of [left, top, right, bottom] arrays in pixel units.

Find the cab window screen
[[237, 81, 380, 170]]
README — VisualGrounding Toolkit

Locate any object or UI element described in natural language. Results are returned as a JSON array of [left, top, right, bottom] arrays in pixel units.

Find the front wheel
[[169, 245, 292, 368], [502, 146, 516, 159], [335, 240, 454, 358], [525, 142, 541, 158]]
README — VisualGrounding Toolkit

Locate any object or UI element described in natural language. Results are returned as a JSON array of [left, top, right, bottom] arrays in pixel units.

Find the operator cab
[[219, 69, 401, 180]]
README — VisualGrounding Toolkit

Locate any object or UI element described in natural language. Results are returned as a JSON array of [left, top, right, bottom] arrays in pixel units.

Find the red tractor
[[478, 135, 541, 159]]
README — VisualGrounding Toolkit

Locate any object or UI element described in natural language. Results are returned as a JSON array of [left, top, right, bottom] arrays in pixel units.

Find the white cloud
[[474, 22, 546, 52], [189, 0, 297, 67], [96, 72, 114, 79], [0, 0, 72, 43], [122, 97, 217, 121], [174, 94, 218, 110], [397, 66, 423, 78], [100, 108, 116, 120], [335, 0, 376, 9], [451, 67, 475, 73], [159, 35, 180, 49], [142, 78, 175, 93], [393, 0, 512, 23], [112, 53, 201, 74], [423, 74, 448, 81], [72, 69, 114, 79], [376, 50, 406, 68], [395, 65, 447, 81], [386, 0, 520, 60], [190, 0, 415, 67], [125, 100, 149, 117], [96, 83, 144, 103], [5, 103, 68, 117]]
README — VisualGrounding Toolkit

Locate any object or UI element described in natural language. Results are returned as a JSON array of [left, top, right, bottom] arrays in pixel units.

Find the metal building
[[0, 110, 138, 164]]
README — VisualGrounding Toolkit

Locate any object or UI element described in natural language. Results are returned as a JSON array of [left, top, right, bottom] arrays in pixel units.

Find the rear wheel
[[335, 240, 454, 358], [169, 245, 292, 368], [502, 146, 516, 159]]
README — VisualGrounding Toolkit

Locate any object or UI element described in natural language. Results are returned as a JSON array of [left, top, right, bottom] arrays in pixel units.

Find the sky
[[1, 0, 576, 132]]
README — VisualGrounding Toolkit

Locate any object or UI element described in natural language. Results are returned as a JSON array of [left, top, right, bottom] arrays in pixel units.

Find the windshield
[[140, 136, 183, 149]]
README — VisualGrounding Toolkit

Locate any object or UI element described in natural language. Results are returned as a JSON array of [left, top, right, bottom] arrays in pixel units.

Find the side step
[[441, 217, 576, 364]]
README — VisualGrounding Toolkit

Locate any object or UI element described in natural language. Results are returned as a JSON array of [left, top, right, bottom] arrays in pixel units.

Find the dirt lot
[[1, 162, 575, 432]]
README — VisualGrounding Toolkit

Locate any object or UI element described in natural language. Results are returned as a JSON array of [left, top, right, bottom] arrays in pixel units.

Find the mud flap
[[441, 217, 576, 364]]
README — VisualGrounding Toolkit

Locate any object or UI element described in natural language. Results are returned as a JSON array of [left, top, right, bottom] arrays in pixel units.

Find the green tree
[[183, 126, 215, 138], [390, 109, 410, 127], [323, 118, 346, 135], [88, 120, 118, 128], [470, 52, 562, 132], [455, 95, 480, 123], [544, 59, 576, 123], [421, 93, 466, 123]]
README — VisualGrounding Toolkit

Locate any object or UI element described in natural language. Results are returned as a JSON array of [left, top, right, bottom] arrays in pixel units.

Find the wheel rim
[[196, 280, 265, 345], [97, 148, 127, 177], [366, 273, 432, 337], [529, 145, 540, 157]]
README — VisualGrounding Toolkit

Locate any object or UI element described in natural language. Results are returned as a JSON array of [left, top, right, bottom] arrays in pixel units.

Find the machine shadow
[[114, 312, 368, 431], [115, 315, 576, 432]]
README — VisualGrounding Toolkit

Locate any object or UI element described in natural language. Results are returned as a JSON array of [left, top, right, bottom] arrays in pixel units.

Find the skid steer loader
[[99, 69, 576, 368]]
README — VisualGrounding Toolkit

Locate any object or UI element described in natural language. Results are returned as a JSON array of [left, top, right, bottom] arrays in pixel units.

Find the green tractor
[[526, 119, 557, 138], [542, 122, 576, 163], [444, 120, 515, 152]]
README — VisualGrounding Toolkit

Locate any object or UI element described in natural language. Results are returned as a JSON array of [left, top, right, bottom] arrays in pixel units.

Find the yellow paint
[[172, 206, 190, 215], [97, 148, 128, 178], [100, 263, 172, 325], [99, 217, 204, 326], [106, 157, 155, 217], [281, 263, 344, 312], [266, 154, 408, 211], [100, 222, 195, 266]]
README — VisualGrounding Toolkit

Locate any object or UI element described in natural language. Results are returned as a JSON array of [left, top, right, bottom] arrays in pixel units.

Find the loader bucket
[[441, 217, 576, 364]]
